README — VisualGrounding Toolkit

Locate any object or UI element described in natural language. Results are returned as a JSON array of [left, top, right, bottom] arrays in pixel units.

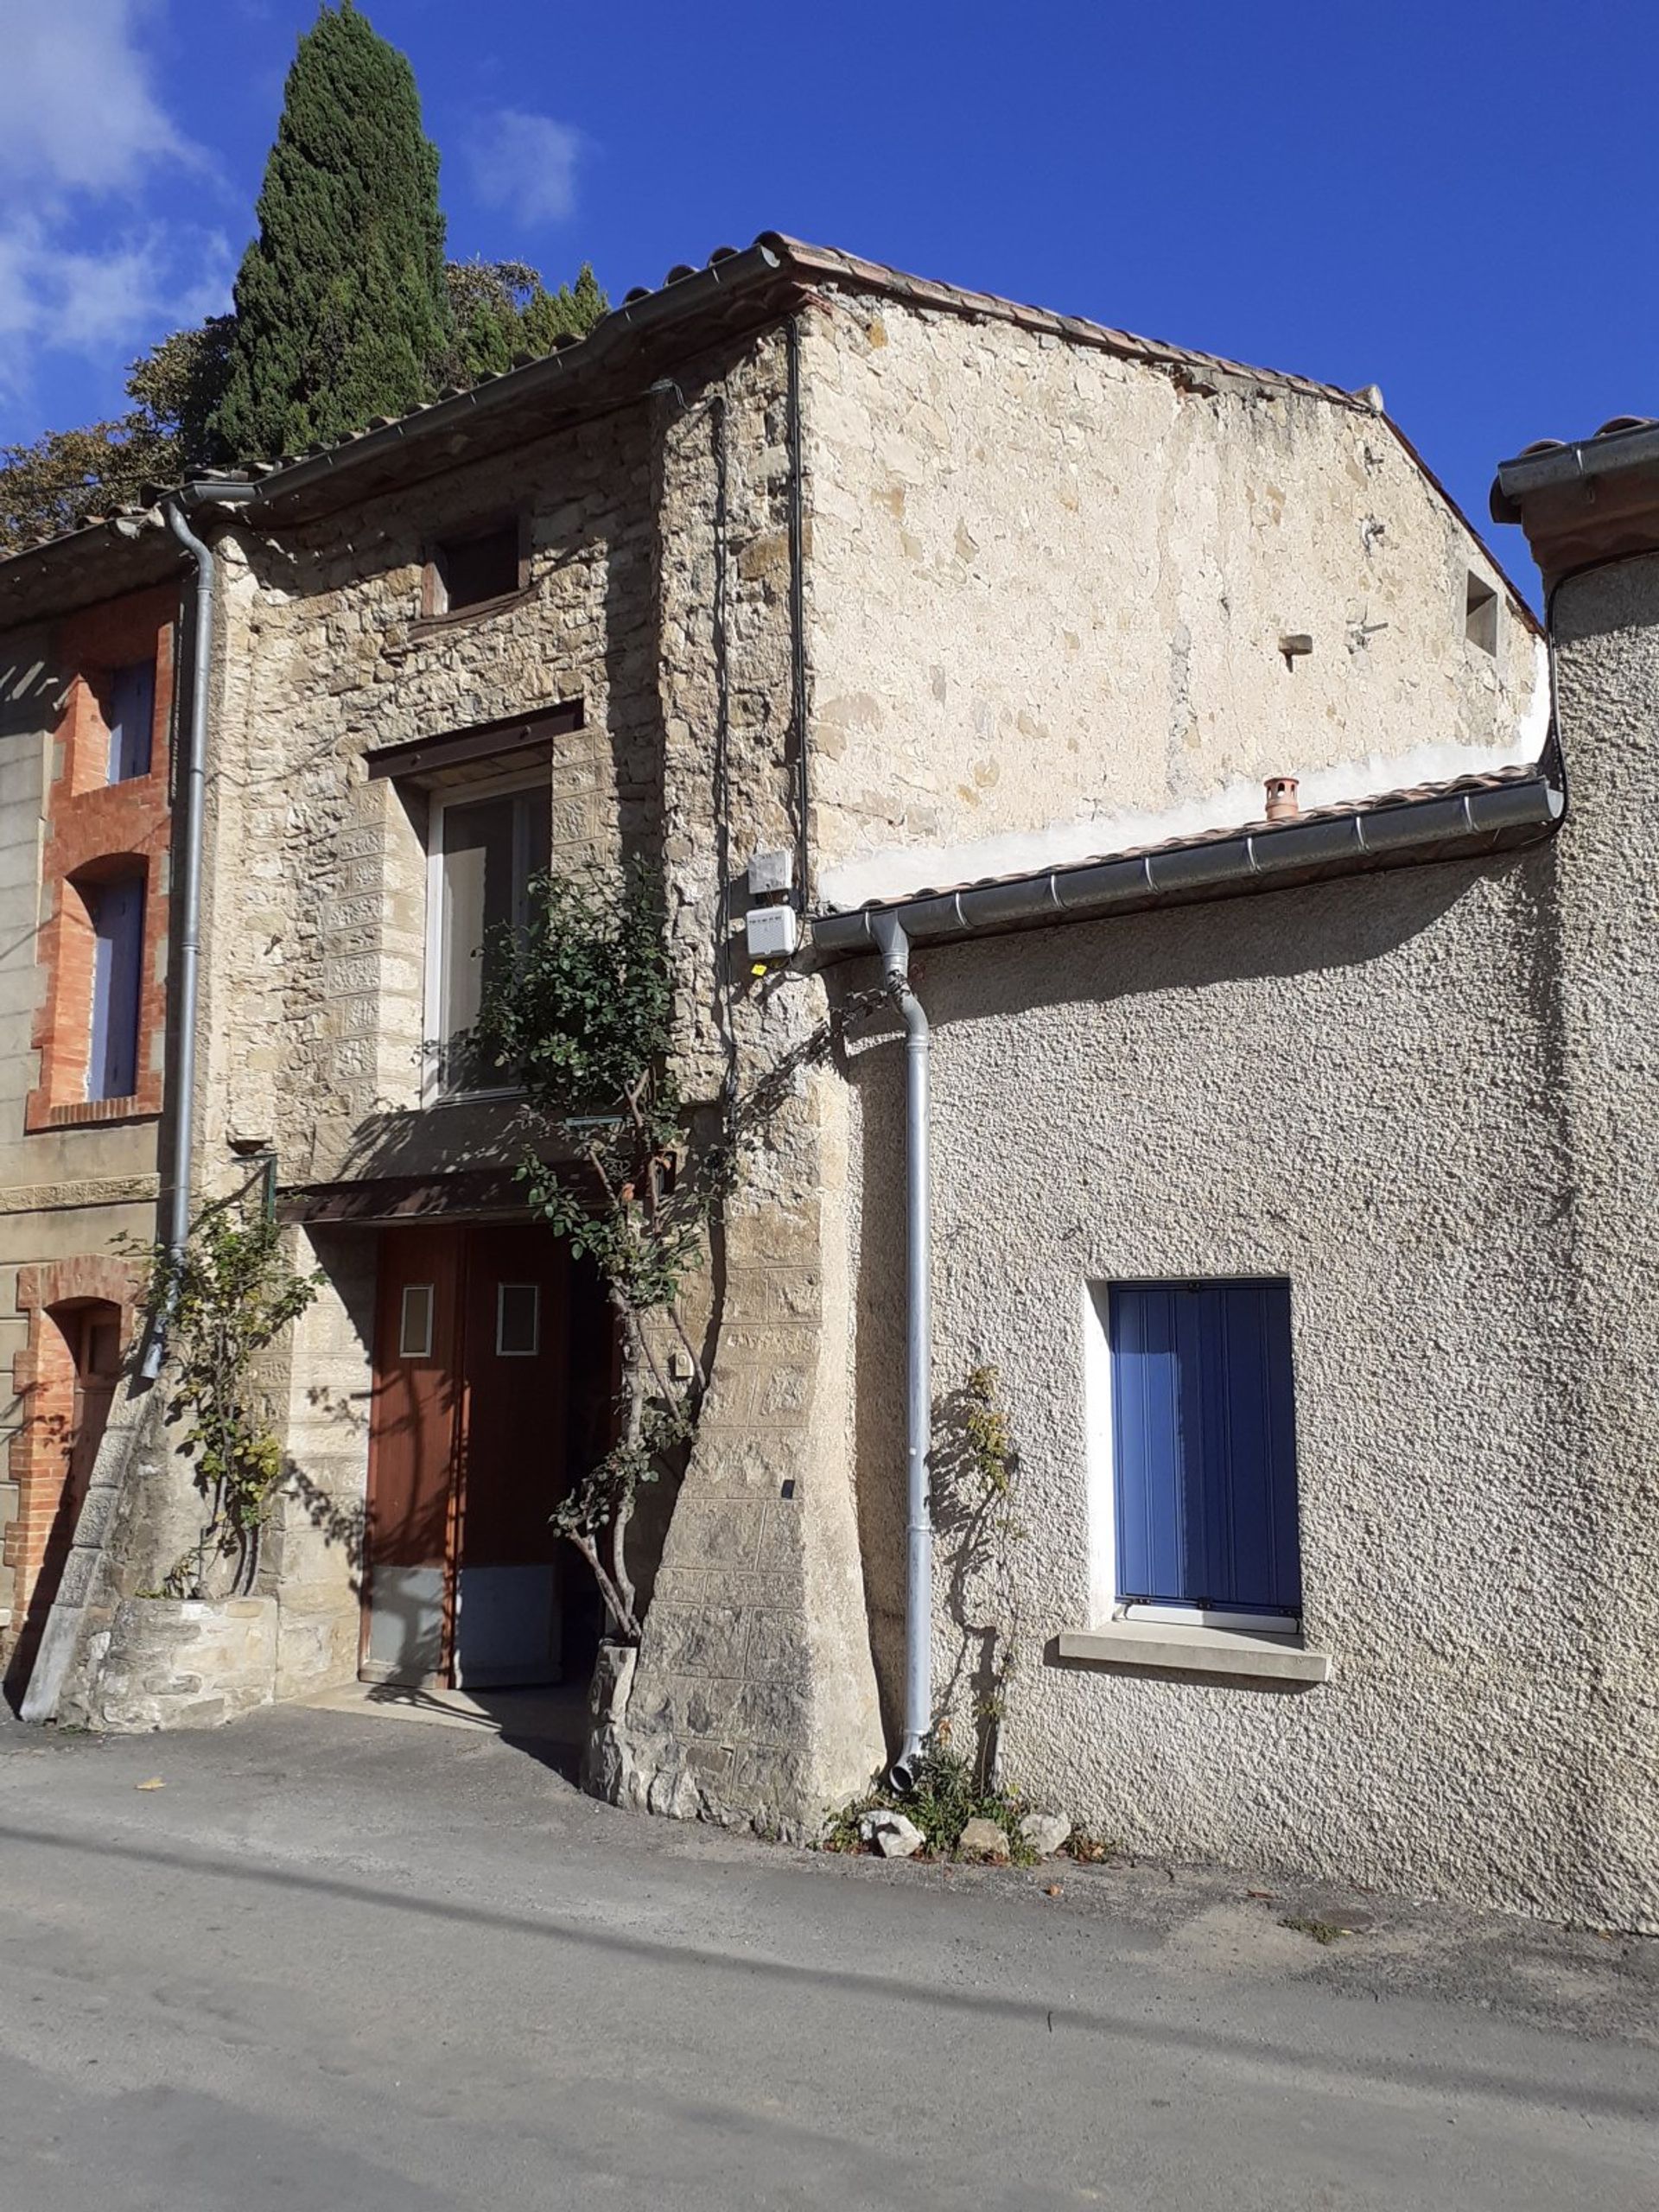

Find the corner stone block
[[626, 1668, 743, 1742], [645, 1603, 748, 1679], [668, 1501, 766, 1569], [728, 1677, 810, 1746], [742, 1608, 810, 1683], [728, 1745, 808, 1804]]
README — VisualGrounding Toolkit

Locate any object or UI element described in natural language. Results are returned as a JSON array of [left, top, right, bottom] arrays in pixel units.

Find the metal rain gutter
[[812, 775, 1563, 957], [1491, 423, 1659, 524]]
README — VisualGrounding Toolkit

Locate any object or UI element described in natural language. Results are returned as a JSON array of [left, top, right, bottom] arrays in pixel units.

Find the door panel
[[364, 1229, 461, 1684], [454, 1226, 569, 1687], [453, 1565, 557, 1687], [364, 1567, 446, 1679]]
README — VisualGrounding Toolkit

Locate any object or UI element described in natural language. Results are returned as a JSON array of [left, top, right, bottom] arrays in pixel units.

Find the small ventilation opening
[[1465, 573, 1499, 655]]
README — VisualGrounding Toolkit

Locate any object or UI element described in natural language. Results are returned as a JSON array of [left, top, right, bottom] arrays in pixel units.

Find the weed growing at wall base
[[823, 1732, 1039, 1864]]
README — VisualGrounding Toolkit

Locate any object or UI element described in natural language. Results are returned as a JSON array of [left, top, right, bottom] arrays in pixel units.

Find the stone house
[[0, 236, 1649, 1929]]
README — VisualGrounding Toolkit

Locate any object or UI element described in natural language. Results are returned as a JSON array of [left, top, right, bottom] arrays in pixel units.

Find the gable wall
[[802, 295, 1545, 906]]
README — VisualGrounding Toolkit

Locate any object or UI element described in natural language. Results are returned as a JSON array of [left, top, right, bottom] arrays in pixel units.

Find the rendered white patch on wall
[[819, 635, 1553, 913]]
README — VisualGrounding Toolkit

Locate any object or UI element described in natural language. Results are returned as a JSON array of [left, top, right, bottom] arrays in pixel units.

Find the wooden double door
[[363, 1224, 575, 1689]]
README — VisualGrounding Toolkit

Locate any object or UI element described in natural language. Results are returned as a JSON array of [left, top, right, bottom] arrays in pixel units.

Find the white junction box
[[746, 905, 799, 961], [747, 849, 796, 897]]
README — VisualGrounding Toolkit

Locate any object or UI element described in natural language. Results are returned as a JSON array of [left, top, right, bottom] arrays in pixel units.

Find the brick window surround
[[28, 588, 175, 1131], [4, 1255, 137, 1627]]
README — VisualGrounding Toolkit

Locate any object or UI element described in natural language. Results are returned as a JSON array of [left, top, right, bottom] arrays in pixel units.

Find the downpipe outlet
[[872, 913, 931, 1791]]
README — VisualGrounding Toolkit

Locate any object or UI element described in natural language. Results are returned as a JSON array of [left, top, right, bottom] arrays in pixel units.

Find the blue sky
[[1, 1, 1653, 580]]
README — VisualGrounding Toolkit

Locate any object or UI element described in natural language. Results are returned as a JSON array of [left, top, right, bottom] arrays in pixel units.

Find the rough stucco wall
[[841, 791, 1655, 1924], [803, 296, 1544, 904], [1538, 551, 1659, 1916]]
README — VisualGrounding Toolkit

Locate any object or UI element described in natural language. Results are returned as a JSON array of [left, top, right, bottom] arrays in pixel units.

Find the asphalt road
[[0, 1702, 1652, 2210]]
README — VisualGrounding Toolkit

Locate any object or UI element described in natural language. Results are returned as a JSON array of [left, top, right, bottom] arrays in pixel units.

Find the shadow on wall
[[835, 849, 1548, 1758], [909, 854, 1484, 1033], [322, 1093, 549, 1192], [0, 647, 66, 742], [284, 1462, 367, 1570], [4, 1299, 124, 1711], [261, 1224, 376, 1688], [839, 996, 906, 1752]]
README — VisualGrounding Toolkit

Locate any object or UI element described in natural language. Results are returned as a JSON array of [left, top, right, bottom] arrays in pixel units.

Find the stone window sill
[[407, 586, 536, 642], [1055, 1619, 1332, 1686]]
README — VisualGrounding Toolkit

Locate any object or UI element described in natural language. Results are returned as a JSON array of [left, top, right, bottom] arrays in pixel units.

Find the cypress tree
[[211, 3, 454, 461], [448, 258, 609, 382], [518, 264, 607, 356]]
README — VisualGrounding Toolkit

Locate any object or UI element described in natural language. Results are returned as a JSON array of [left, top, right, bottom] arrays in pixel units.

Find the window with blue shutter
[[1109, 1280, 1301, 1618], [106, 660, 156, 783], [87, 877, 144, 1101]]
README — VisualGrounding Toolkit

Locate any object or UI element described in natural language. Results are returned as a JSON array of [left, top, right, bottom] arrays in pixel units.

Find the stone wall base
[[77, 1595, 278, 1732], [580, 1638, 827, 1842], [274, 1602, 360, 1705]]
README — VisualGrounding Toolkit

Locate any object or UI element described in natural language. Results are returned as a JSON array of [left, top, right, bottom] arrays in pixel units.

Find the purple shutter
[[107, 661, 156, 783], [1110, 1281, 1301, 1614], [89, 879, 143, 1100]]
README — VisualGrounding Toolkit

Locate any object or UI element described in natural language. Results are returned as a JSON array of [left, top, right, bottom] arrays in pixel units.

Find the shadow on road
[[0, 1817, 1648, 2124]]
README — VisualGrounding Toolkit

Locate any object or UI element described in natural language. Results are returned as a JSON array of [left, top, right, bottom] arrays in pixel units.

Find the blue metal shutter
[[89, 878, 144, 1100], [107, 661, 155, 783], [1109, 1281, 1300, 1614]]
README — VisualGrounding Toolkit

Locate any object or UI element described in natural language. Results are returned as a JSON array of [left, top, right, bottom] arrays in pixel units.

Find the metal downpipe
[[873, 914, 931, 1788], [140, 499, 218, 1378]]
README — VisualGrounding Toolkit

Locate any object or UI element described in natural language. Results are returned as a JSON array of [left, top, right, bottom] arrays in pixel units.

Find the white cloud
[[0, 4, 200, 195], [0, 4, 222, 412], [0, 217, 232, 404], [467, 110, 584, 227]]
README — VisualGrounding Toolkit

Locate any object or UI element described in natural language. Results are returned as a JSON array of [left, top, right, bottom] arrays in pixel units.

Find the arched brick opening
[[31, 850, 154, 1123], [5, 1256, 137, 1697]]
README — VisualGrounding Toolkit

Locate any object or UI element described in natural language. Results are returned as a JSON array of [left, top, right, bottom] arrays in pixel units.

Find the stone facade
[[0, 243, 1648, 1926], [156, 321, 886, 1804]]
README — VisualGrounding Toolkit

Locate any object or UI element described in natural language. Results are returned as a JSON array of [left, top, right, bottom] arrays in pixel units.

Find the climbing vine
[[935, 1362, 1027, 1792], [130, 1201, 320, 1599], [479, 859, 893, 1648], [477, 861, 713, 1643]]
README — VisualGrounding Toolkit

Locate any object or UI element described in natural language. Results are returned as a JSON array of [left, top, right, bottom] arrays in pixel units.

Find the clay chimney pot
[[1265, 776, 1300, 823]]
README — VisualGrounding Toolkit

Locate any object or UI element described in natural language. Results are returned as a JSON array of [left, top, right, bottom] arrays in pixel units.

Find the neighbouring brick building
[[0, 238, 1651, 1930], [0, 565, 181, 1692]]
